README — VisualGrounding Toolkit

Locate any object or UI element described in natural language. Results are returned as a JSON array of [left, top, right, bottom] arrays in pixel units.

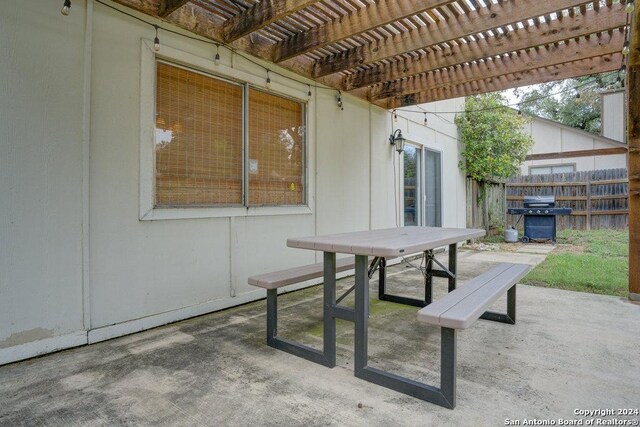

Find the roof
[[112, 0, 630, 108], [527, 112, 627, 147]]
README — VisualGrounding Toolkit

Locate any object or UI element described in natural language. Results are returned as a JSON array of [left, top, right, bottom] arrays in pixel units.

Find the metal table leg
[[353, 254, 457, 409], [322, 251, 337, 367], [265, 251, 344, 368], [379, 245, 458, 307], [448, 243, 457, 292]]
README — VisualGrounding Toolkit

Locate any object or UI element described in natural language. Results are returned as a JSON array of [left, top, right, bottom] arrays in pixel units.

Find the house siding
[[521, 116, 627, 175], [0, 0, 466, 364]]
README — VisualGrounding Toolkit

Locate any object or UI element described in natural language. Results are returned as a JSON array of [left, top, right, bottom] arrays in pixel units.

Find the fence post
[[586, 177, 591, 230]]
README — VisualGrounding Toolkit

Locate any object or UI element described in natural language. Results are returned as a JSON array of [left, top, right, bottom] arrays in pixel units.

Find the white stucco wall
[[520, 116, 627, 175], [403, 100, 468, 229], [602, 90, 625, 143], [0, 1, 467, 364], [0, 1, 88, 362]]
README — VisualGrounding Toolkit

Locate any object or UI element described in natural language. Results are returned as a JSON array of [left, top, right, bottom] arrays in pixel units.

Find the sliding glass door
[[424, 149, 442, 227], [402, 145, 442, 227], [403, 145, 421, 226]]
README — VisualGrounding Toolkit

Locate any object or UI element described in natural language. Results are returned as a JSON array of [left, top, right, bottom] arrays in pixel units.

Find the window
[[155, 62, 243, 206], [529, 164, 575, 175], [153, 61, 306, 208], [248, 88, 305, 206]]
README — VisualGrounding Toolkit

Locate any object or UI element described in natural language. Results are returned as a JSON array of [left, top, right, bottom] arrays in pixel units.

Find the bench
[[248, 256, 357, 289], [248, 256, 360, 366], [411, 262, 530, 408]]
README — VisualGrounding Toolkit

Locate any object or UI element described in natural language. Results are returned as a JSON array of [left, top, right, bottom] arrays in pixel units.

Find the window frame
[[529, 163, 576, 176], [139, 39, 313, 220], [246, 86, 308, 208]]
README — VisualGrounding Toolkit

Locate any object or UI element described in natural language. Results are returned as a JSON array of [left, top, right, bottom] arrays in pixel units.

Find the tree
[[513, 72, 620, 135], [455, 93, 534, 183], [455, 93, 534, 233]]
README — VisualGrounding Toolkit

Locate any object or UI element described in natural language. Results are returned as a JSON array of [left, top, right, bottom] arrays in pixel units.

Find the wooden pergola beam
[[313, 0, 594, 79], [159, 0, 190, 17], [378, 53, 622, 109], [222, 0, 320, 43], [108, 1, 328, 90], [109, 0, 158, 14], [272, 0, 456, 63], [525, 147, 628, 161], [365, 31, 624, 102], [342, 4, 627, 91], [628, 3, 640, 301]]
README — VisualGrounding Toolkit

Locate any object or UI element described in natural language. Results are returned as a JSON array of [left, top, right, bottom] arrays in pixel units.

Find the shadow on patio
[[1, 251, 638, 426]]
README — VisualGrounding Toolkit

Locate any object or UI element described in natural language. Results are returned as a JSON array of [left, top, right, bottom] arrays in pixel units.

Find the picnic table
[[249, 226, 530, 408]]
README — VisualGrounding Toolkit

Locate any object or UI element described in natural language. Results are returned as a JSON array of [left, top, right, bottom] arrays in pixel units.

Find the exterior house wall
[[602, 90, 625, 142], [0, 1, 88, 362], [520, 116, 627, 175], [0, 1, 466, 365], [402, 101, 468, 229]]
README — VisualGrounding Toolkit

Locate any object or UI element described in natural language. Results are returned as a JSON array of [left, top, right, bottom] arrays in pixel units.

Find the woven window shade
[[248, 88, 305, 206], [155, 62, 243, 206]]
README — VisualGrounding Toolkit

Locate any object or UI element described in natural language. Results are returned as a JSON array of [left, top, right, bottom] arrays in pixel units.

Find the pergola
[[112, 0, 639, 300]]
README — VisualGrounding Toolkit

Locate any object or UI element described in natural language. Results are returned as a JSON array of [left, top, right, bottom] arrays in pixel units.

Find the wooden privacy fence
[[466, 178, 506, 234], [506, 168, 629, 230]]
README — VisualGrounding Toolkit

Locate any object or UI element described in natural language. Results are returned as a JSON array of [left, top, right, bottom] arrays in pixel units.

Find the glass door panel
[[403, 145, 421, 226], [424, 149, 442, 227]]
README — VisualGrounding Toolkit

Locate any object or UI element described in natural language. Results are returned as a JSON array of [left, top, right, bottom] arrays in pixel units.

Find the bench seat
[[417, 263, 530, 329], [248, 256, 357, 290]]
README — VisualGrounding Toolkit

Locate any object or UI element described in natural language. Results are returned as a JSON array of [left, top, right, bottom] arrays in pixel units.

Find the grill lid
[[524, 195, 555, 207]]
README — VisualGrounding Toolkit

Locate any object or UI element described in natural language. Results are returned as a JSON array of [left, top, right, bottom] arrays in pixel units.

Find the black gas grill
[[507, 195, 572, 243]]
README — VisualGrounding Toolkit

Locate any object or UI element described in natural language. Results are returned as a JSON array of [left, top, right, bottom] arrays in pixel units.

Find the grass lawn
[[521, 229, 629, 297]]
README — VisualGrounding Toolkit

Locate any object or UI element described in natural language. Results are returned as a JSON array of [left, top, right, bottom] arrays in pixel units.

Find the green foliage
[[523, 252, 628, 296], [403, 146, 417, 178], [513, 72, 620, 135], [455, 93, 534, 182], [522, 229, 629, 297], [557, 228, 628, 257]]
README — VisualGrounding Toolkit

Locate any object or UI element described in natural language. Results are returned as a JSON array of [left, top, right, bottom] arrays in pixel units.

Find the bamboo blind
[[248, 88, 305, 206], [155, 62, 243, 206]]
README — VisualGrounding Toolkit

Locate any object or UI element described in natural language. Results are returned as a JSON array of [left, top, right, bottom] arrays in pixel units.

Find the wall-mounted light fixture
[[61, 0, 71, 15], [389, 129, 406, 154]]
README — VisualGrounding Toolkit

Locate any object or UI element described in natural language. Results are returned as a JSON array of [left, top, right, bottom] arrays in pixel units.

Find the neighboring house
[[0, 2, 466, 365], [601, 89, 626, 142], [520, 90, 627, 175]]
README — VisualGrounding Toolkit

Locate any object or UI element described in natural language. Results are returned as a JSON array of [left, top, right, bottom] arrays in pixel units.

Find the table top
[[287, 227, 486, 257]]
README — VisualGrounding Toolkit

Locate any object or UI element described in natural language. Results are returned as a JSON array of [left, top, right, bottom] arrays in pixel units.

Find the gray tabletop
[[287, 226, 486, 258]]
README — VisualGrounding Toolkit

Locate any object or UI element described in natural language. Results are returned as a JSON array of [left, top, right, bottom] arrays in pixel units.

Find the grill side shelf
[[507, 208, 572, 215]]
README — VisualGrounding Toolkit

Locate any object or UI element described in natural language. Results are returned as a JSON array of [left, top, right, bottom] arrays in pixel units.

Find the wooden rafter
[[378, 53, 622, 109], [222, 0, 320, 43], [109, 0, 159, 14], [342, 3, 627, 91], [161, 2, 321, 78], [159, 0, 190, 17], [312, 0, 596, 79], [108, 0, 629, 111], [628, 2, 640, 300], [365, 30, 624, 102], [272, 0, 457, 63]]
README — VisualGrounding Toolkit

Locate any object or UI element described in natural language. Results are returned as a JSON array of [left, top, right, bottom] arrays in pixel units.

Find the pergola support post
[[628, 6, 640, 302]]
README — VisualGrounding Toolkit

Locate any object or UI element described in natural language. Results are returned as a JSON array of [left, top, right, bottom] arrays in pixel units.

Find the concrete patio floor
[[1, 249, 639, 426]]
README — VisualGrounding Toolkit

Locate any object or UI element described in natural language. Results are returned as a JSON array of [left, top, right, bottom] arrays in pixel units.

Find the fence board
[[466, 179, 506, 235]]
